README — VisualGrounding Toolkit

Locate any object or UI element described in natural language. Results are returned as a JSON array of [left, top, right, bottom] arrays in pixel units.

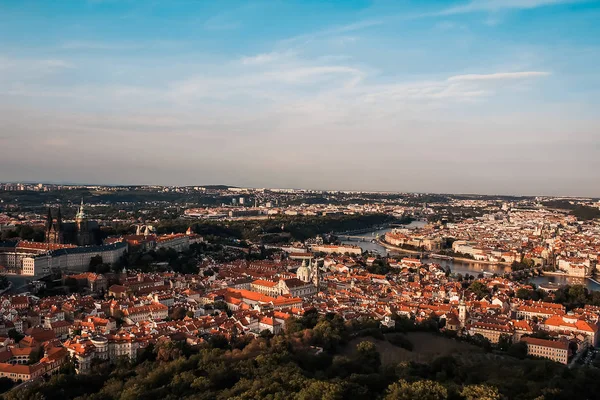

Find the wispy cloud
[[60, 40, 138, 50], [448, 71, 550, 82], [40, 59, 75, 69], [437, 0, 587, 15], [279, 19, 383, 49], [0, 56, 75, 81], [241, 51, 295, 66], [265, 65, 362, 84]]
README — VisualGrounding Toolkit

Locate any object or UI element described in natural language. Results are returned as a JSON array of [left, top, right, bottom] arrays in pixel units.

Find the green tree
[[460, 384, 500, 400], [88, 255, 103, 272], [64, 277, 79, 293], [355, 341, 381, 372], [297, 380, 345, 400], [285, 317, 304, 334], [470, 334, 492, 352], [7, 329, 24, 343], [385, 379, 448, 400], [497, 334, 512, 352], [260, 329, 274, 339], [468, 281, 490, 299], [507, 341, 528, 359], [312, 319, 344, 351]]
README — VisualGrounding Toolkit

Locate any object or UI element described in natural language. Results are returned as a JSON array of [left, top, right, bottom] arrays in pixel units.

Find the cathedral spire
[[76, 198, 86, 220], [46, 207, 52, 229]]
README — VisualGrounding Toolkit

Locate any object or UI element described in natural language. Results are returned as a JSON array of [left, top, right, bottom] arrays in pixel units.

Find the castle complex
[[45, 199, 99, 246]]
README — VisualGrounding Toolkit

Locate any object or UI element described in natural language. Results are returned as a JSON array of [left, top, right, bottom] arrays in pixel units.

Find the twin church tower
[[45, 199, 99, 246]]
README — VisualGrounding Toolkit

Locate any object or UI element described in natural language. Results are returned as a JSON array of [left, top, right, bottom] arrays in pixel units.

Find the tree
[[88, 255, 103, 272], [355, 341, 381, 372], [312, 319, 344, 351], [64, 277, 79, 293], [460, 384, 500, 400], [301, 308, 319, 329], [0, 377, 14, 393], [497, 334, 512, 352], [507, 341, 528, 359], [259, 329, 274, 339], [7, 329, 24, 343], [516, 288, 540, 300], [297, 381, 345, 400], [470, 334, 492, 352], [169, 307, 187, 320], [385, 379, 448, 400], [468, 281, 489, 299], [285, 317, 304, 334], [28, 346, 45, 364]]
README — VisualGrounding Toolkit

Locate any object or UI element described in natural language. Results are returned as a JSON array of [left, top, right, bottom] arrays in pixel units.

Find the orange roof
[[252, 279, 278, 288], [522, 337, 569, 350], [17, 241, 76, 251], [10, 347, 34, 356], [228, 289, 275, 303], [512, 319, 533, 332], [0, 362, 44, 375], [544, 315, 597, 333]]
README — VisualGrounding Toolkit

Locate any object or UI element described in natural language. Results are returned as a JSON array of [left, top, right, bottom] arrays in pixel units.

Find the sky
[[0, 0, 599, 196]]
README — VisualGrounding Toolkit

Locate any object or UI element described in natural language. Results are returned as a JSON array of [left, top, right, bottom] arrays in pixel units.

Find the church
[[45, 199, 100, 246]]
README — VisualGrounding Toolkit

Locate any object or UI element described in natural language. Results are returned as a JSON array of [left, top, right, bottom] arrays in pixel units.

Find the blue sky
[[1, 0, 599, 196]]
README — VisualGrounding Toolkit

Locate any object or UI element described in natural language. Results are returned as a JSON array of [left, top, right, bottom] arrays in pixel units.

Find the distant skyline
[[1, 0, 599, 197]]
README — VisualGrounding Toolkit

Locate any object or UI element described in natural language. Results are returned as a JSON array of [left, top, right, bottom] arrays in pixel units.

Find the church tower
[[45, 207, 64, 244], [310, 259, 320, 291], [458, 297, 467, 328], [76, 198, 91, 246]]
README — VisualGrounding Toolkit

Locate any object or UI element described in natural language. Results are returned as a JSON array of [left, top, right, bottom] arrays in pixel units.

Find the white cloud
[[438, 0, 587, 15], [279, 19, 383, 49], [240, 51, 295, 65], [60, 40, 138, 50], [0, 57, 74, 71], [448, 71, 550, 81], [265, 65, 362, 84], [39, 59, 75, 69]]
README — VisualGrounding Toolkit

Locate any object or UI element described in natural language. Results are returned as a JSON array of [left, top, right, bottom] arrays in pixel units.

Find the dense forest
[[5, 311, 600, 400], [1, 212, 403, 245], [542, 200, 600, 220], [150, 213, 404, 242]]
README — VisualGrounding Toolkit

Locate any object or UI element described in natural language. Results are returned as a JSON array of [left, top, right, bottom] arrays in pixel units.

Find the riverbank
[[542, 270, 597, 280], [451, 256, 511, 266], [344, 229, 599, 291], [376, 238, 423, 255], [377, 238, 512, 266]]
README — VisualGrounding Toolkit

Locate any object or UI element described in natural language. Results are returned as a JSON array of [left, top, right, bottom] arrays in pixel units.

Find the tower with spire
[[45, 207, 64, 244], [44, 199, 98, 246], [458, 295, 468, 328], [75, 198, 91, 246], [309, 259, 320, 292]]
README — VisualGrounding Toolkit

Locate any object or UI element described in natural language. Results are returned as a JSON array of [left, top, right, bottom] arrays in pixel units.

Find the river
[[341, 222, 600, 291]]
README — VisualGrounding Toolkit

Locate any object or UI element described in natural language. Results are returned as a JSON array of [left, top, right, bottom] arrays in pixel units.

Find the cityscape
[[0, 183, 599, 398], [1, 0, 600, 399]]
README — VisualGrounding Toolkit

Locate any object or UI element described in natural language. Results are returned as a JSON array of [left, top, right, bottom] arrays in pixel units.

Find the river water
[[342, 222, 600, 291]]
